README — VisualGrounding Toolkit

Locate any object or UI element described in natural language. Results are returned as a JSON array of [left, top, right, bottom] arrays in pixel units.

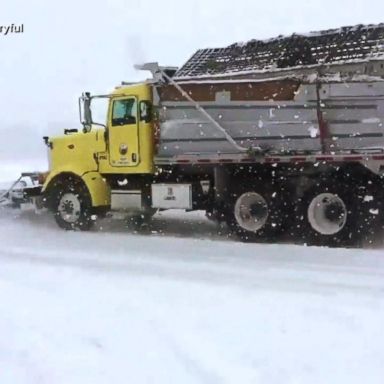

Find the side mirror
[[79, 92, 93, 132]]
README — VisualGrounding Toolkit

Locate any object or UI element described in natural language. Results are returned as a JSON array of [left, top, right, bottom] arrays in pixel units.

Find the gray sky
[[1, 0, 383, 164]]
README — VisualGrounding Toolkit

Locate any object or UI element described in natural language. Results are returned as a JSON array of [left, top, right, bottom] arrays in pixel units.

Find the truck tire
[[225, 183, 284, 242], [295, 178, 373, 247], [53, 179, 94, 231]]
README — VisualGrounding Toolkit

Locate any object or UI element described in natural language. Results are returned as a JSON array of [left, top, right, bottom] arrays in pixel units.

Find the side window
[[111, 98, 137, 126], [139, 101, 152, 123]]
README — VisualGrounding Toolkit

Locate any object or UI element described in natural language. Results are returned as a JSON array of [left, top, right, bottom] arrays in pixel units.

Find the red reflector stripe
[[315, 156, 334, 161], [220, 159, 234, 163], [372, 155, 384, 160], [343, 156, 363, 161]]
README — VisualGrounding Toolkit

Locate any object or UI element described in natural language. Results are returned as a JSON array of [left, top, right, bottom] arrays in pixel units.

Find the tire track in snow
[[1, 244, 383, 299]]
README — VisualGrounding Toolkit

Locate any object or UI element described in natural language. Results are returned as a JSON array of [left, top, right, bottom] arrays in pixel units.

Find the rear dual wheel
[[307, 193, 348, 235], [303, 190, 352, 246], [225, 175, 382, 247], [296, 178, 381, 247], [225, 183, 286, 242]]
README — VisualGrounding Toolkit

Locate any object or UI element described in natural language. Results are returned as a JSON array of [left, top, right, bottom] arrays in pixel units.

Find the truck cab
[[98, 83, 155, 175], [41, 81, 157, 230]]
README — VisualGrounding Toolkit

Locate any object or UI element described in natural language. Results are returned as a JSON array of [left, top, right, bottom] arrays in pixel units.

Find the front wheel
[[53, 179, 94, 231]]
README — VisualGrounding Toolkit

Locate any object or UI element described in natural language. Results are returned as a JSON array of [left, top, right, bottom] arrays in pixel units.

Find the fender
[[43, 167, 110, 207]]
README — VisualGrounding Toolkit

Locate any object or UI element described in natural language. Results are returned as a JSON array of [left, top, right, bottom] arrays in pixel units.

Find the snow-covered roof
[[175, 23, 384, 79]]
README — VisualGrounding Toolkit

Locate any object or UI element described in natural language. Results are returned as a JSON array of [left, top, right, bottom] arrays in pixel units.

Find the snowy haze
[[1, 3, 384, 382], [1, 0, 384, 175]]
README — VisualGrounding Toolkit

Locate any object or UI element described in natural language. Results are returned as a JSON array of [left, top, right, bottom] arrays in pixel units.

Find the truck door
[[108, 96, 139, 167]]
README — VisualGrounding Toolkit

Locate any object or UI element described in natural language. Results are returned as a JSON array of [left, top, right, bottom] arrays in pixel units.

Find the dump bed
[[154, 24, 384, 160], [156, 78, 384, 158]]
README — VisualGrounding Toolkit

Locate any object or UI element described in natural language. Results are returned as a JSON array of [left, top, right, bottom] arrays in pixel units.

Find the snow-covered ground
[[0, 205, 384, 384]]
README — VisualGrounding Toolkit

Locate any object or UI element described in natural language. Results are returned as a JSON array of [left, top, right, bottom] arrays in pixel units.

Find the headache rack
[[175, 23, 384, 79]]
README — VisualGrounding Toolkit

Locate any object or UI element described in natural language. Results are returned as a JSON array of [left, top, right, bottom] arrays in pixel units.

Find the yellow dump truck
[[8, 24, 384, 246]]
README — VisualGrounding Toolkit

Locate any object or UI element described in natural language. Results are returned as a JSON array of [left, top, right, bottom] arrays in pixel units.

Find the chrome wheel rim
[[58, 193, 81, 223], [234, 192, 269, 232], [307, 193, 347, 235]]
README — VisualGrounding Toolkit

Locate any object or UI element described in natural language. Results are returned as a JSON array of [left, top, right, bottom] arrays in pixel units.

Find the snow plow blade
[[0, 173, 43, 209]]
